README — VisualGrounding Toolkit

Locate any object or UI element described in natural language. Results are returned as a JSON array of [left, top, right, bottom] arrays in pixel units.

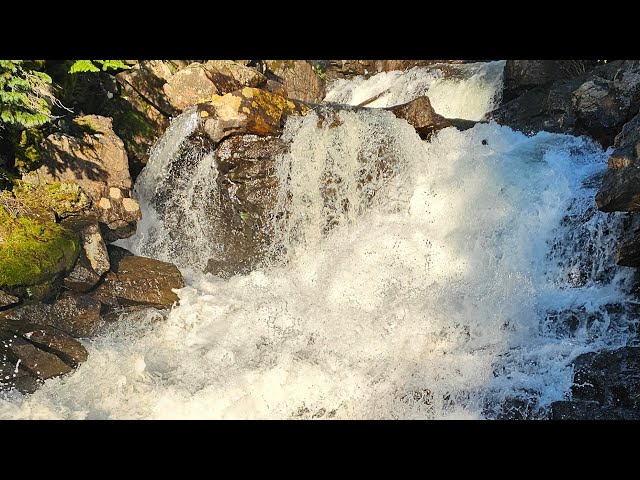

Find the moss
[[13, 181, 90, 218], [112, 109, 155, 141], [0, 206, 80, 289], [14, 128, 46, 173]]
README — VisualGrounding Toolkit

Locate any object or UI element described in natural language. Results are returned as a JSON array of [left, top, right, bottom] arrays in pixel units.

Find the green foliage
[[0, 60, 53, 129], [14, 127, 46, 171], [69, 60, 130, 74]]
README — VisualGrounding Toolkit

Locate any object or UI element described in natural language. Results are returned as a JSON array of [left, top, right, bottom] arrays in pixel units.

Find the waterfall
[[1, 61, 636, 419]]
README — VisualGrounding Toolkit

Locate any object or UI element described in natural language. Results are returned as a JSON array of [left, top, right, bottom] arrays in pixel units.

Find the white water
[[324, 61, 506, 120], [1, 62, 636, 419]]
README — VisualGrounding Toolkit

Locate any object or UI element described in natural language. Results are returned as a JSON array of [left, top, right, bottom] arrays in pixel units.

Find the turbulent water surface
[[1, 61, 636, 419]]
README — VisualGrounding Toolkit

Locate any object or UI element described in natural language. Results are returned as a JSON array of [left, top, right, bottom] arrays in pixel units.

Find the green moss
[[112, 109, 155, 140], [13, 181, 90, 218], [0, 206, 80, 289], [14, 127, 46, 173]]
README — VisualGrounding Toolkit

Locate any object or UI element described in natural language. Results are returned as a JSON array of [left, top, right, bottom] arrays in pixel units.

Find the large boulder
[[22, 115, 142, 240], [207, 134, 289, 277], [493, 60, 640, 148], [0, 204, 80, 293], [596, 113, 640, 212], [92, 253, 184, 308], [264, 60, 325, 103], [502, 60, 597, 102], [549, 347, 640, 419], [197, 87, 309, 143]]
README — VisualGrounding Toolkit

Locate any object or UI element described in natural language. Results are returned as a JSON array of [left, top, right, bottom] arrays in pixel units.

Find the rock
[[387, 96, 477, 140], [61, 217, 110, 276], [0, 290, 19, 309], [207, 134, 289, 277], [502, 60, 596, 102], [63, 252, 101, 293], [550, 401, 640, 420], [1, 292, 103, 338], [2, 335, 72, 380], [0, 205, 80, 291], [115, 60, 175, 116], [19, 325, 88, 367], [92, 255, 184, 308], [0, 359, 38, 394], [570, 347, 640, 409], [596, 113, 640, 212], [493, 60, 640, 148], [204, 60, 266, 89], [197, 87, 309, 143], [22, 115, 142, 240], [264, 60, 325, 103], [163, 62, 221, 113], [617, 231, 640, 267], [322, 60, 470, 81]]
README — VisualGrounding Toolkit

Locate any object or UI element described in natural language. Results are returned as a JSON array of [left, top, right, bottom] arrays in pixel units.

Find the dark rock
[[264, 60, 325, 103], [323, 60, 470, 81], [570, 347, 640, 410], [18, 325, 88, 368], [115, 60, 175, 116], [502, 60, 596, 103], [0, 360, 38, 394], [63, 252, 102, 293], [387, 96, 478, 140], [0, 290, 19, 309], [206, 134, 289, 278], [1, 292, 102, 338], [1, 335, 72, 380], [617, 231, 640, 267], [550, 401, 640, 420], [92, 255, 184, 308], [596, 113, 640, 212]]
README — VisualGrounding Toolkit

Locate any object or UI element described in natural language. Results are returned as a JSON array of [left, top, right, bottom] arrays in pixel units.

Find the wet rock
[[596, 113, 640, 212], [2, 335, 72, 380], [323, 60, 470, 81], [550, 401, 640, 420], [264, 60, 325, 103], [0, 360, 38, 394], [0, 290, 19, 309], [387, 96, 478, 140], [92, 255, 184, 308], [197, 87, 309, 143], [18, 325, 88, 367], [206, 134, 289, 277], [22, 115, 142, 240], [1, 292, 102, 338], [617, 230, 640, 267]]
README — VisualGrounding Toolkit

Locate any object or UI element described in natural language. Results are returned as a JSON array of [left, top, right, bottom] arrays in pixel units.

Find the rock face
[[22, 115, 142, 240], [502, 60, 596, 103], [492, 60, 640, 148], [92, 254, 184, 308], [550, 347, 640, 420], [207, 134, 289, 277], [596, 113, 640, 212], [163, 63, 221, 113], [322, 60, 469, 81], [265, 61, 325, 103]]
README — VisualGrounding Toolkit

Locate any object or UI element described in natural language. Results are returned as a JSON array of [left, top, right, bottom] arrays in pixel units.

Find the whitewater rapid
[[0, 61, 635, 419]]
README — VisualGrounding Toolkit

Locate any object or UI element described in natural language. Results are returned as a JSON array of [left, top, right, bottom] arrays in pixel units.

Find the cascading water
[[1, 61, 636, 419]]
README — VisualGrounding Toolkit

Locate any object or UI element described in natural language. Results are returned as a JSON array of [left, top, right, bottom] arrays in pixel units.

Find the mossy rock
[[14, 128, 46, 173], [12, 181, 90, 219], [0, 206, 80, 289]]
